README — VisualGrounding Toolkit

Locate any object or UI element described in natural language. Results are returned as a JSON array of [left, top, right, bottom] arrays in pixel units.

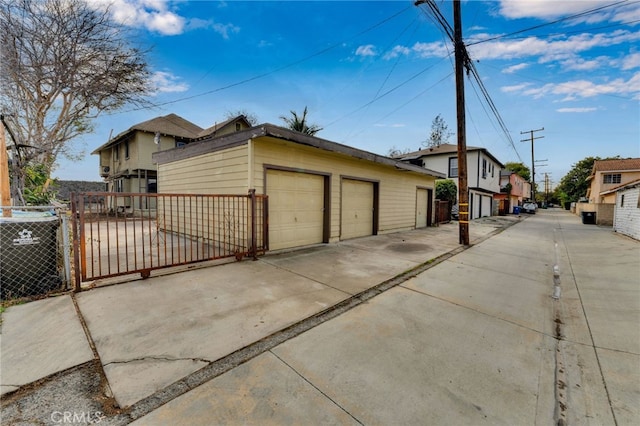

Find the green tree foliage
[[280, 106, 322, 136], [557, 156, 600, 202], [0, 0, 151, 204], [23, 163, 57, 205], [424, 114, 453, 148], [436, 179, 457, 204], [504, 162, 531, 181]]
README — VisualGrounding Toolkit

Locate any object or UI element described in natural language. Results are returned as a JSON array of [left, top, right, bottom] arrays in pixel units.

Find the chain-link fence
[[0, 206, 72, 302]]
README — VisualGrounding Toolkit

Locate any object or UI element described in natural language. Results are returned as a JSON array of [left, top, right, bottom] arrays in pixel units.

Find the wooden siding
[[158, 145, 249, 194], [252, 137, 435, 241]]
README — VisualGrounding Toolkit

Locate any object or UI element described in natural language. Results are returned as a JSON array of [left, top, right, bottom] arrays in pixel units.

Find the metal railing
[[71, 190, 267, 288], [1, 206, 72, 301]]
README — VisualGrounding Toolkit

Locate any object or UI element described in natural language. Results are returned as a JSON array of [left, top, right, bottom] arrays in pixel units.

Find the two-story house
[[495, 170, 531, 214], [399, 143, 504, 219], [586, 158, 640, 204], [91, 113, 252, 201]]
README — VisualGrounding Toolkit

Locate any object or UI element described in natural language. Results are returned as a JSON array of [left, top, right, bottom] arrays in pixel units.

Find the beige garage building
[[153, 124, 444, 251]]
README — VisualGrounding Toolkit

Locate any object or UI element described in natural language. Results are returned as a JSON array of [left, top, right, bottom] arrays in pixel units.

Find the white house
[[398, 143, 504, 220]]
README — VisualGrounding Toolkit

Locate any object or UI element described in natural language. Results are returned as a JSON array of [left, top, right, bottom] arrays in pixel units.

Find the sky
[[53, 0, 640, 190]]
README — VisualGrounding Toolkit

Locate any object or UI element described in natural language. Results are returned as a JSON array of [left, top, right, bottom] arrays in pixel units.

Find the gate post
[[249, 189, 257, 260], [70, 193, 82, 292]]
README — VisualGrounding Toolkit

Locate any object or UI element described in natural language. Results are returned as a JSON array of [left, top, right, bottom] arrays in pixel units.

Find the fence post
[[60, 213, 72, 290], [71, 193, 83, 292], [249, 189, 257, 260]]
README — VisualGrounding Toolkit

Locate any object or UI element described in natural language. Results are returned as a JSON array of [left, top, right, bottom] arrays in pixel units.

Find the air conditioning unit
[[101, 166, 110, 175]]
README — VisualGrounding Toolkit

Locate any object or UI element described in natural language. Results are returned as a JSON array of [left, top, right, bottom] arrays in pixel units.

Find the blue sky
[[54, 0, 640, 189]]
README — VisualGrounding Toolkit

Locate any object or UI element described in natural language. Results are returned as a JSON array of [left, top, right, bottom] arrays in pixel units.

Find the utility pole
[[1, 115, 11, 217], [454, 0, 469, 246], [520, 128, 544, 202]]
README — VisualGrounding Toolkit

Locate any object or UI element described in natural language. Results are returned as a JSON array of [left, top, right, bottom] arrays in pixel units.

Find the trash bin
[[513, 206, 521, 215], [581, 211, 596, 225], [0, 216, 61, 300], [564, 201, 571, 210]]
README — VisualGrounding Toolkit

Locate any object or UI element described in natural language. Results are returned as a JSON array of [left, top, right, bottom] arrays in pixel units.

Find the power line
[[466, 0, 635, 46], [113, 4, 414, 115], [416, 0, 522, 161]]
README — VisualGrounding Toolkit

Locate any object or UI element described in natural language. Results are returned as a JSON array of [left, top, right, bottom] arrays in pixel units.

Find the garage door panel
[[341, 179, 374, 240], [267, 170, 324, 250]]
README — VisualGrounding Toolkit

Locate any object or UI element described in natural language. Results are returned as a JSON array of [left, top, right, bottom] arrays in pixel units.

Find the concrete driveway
[[1, 218, 511, 408], [9, 212, 636, 425]]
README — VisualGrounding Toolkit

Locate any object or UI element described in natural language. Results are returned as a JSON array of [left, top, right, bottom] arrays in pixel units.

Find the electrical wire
[[466, 0, 636, 46], [415, 0, 523, 161], [113, 4, 414, 115]]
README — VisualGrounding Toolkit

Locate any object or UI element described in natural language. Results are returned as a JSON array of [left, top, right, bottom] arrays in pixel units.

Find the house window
[[449, 157, 458, 178], [621, 194, 625, 207], [114, 179, 124, 193], [124, 140, 129, 159], [148, 178, 157, 193], [482, 159, 487, 179], [603, 173, 621, 184], [114, 145, 119, 161], [235, 122, 241, 131]]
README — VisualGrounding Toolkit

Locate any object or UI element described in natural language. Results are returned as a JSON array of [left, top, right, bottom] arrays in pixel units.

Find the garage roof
[[153, 123, 446, 179]]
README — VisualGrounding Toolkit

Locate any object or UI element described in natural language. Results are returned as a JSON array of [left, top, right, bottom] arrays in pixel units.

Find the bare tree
[[0, 0, 151, 203], [225, 109, 259, 126], [423, 114, 453, 148]]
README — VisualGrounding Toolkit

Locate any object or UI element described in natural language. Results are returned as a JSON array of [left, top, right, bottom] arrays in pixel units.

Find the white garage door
[[341, 179, 374, 240], [267, 170, 324, 250]]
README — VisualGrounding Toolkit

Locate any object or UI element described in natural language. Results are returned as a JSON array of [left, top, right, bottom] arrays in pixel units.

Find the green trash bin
[[0, 216, 61, 300]]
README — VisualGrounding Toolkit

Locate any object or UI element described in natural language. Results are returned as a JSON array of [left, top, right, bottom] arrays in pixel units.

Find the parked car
[[522, 202, 537, 214]]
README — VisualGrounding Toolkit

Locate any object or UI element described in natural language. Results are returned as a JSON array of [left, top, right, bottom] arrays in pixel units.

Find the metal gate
[[71, 190, 267, 288]]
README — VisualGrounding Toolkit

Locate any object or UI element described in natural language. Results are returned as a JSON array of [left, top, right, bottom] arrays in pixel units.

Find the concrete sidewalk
[[2, 210, 638, 425]]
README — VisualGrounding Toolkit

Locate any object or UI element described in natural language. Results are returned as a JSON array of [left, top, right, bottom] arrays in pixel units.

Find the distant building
[[495, 170, 531, 214], [397, 143, 504, 219]]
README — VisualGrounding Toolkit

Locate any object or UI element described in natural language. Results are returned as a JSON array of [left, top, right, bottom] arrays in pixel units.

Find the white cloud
[[502, 63, 529, 74], [560, 56, 609, 71], [501, 83, 532, 93], [89, 0, 238, 37], [556, 107, 598, 113], [498, 0, 640, 25], [150, 71, 189, 94], [467, 30, 640, 62], [89, 0, 185, 35], [185, 18, 240, 39], [522, 72, 640, 100], [212, 22, 240, 39], [411, 41, 450, 58], [499, 0, 613, 20], [355, 44, 377, 57], [622, 53, 640, 70], [383, 45, 411, 60]]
